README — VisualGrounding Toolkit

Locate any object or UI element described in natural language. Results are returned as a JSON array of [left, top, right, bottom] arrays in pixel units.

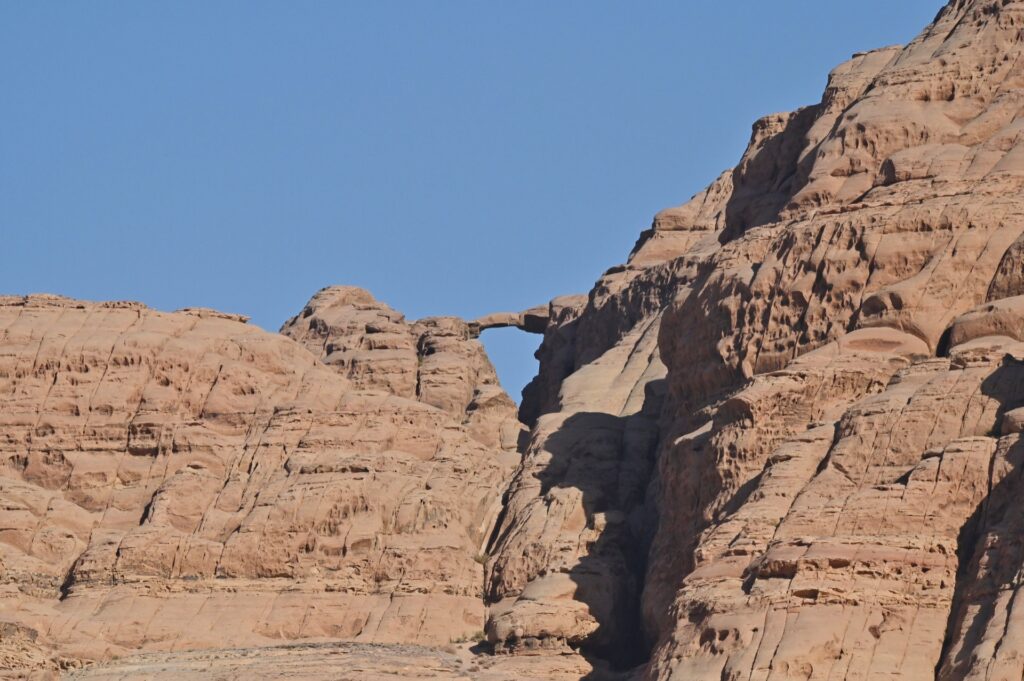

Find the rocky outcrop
[[4, 1, 1024, 679], [280, 286, 524, 451], [0, 291, 526, 676], [479, 1, 1024, 679], [638, 2, 1024, 677]]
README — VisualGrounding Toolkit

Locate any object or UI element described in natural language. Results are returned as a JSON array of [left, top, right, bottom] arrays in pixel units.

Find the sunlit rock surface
[[4, 1, 1024, 679]]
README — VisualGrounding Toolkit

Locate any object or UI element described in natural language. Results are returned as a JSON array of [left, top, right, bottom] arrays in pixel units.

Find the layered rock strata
[[0, 290, 523, 676], [3, 0, 1024, 679]]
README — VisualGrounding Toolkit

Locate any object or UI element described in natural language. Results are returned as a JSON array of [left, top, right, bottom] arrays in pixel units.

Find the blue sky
[[1, 1, 940, 401]]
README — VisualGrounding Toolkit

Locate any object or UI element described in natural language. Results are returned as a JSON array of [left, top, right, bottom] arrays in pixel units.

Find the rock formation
[[3, 0, 1024, 679], [0, 291, 530, 677], [483, 0, 1024, 677]]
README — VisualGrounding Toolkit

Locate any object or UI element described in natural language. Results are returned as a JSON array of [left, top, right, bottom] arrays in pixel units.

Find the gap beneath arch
[[479, 326, 541, 405]]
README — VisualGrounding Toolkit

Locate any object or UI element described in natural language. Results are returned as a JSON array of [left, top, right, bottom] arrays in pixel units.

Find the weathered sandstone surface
[[482, 0, 1024, 678], [0, 291, 532, 677], [4, 0, 1024, 679]]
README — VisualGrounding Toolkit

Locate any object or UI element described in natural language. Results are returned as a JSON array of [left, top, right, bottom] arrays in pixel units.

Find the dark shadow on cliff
[[489, 379, 667, 679], [718, 70, 887, 245], [717, 104, 822, 244], [936, 355, 1024, 679], [545, 397, 664, 675], [518, 316, 581, 428]]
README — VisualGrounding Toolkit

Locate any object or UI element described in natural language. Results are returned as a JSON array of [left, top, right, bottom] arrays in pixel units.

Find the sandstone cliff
[[3, 0, 1024, 679], [0, 291, 529, 676], [485, 0, 1024, 677]]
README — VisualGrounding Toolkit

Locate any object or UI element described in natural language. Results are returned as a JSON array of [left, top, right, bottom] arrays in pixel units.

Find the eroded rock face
[[280, 286, 524, 452], [481, 0, 1024, 679], [638, 1, 1024, 677], [4, 1, 1024, 679], [0, 291, 524, 676]]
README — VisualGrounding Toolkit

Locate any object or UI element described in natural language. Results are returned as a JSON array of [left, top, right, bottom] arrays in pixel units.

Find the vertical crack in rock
[[4, 1, 1024, 678]]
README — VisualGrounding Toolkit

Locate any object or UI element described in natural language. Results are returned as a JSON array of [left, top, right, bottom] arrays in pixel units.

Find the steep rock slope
[[3, 0, 1024, 679], [642, 1, 1024, 678], [481, 1, 1024, 679]]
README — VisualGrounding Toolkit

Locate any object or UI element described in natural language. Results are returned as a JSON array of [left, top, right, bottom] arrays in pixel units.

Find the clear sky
[[2, 1, 940, 401]]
